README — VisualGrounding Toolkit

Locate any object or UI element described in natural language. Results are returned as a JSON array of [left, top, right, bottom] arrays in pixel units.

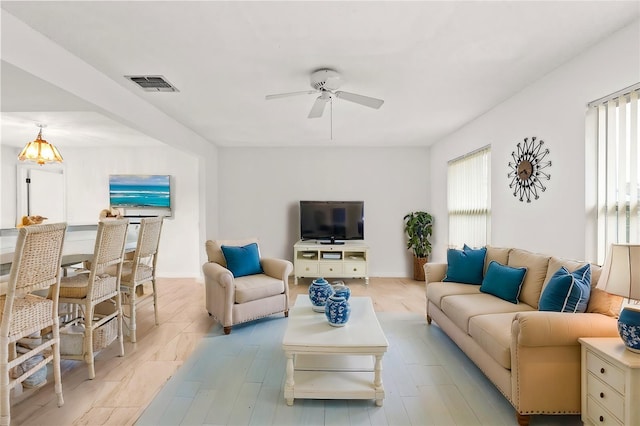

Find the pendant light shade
[[18, 125, 63, 165]]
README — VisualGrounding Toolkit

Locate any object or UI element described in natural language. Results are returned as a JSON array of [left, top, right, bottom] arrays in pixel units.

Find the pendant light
[[18, 124, 64, 165]]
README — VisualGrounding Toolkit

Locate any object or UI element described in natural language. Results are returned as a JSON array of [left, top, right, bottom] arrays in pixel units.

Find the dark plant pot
[[413, 256, 428, 281]]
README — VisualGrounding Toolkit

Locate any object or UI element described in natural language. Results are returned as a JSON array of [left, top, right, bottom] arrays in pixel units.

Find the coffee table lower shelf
[[285, 370, 383, 404], [284, 353, 385, 406]]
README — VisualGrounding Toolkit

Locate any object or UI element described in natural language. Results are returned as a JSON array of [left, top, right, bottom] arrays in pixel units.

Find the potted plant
[[403, 211, 433, 281]]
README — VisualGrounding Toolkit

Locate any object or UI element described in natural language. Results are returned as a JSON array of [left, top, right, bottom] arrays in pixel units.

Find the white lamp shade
[[597, 244, 640, 300]]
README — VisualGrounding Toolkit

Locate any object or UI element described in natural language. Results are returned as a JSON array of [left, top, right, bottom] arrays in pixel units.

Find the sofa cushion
[[542, 257, 599, 288], [426, 282, 482, 309], [221, 243, 264, 278], [205, 238, 259, 266], [440, 293, 534, 334], [234, 274, 285, 304], [543, 256, 622, 317], [468, 313, 517, 369], [587, 288, 624, 318], [539, 264, 591, 313], [443, 245, 486, 285], [485, 245, 511, 276], [507, 249, 550, 309], [480, 261, 527, 304]]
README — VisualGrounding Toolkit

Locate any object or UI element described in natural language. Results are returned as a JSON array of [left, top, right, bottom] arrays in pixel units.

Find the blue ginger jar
[[309, 277, 334, 312], [618, 307, 640, 353], [331, 281, 351, 300], [325, 294, 351, 327]]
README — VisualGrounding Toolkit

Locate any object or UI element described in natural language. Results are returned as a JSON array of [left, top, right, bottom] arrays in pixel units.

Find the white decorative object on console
[[293, 240, 369, 285]]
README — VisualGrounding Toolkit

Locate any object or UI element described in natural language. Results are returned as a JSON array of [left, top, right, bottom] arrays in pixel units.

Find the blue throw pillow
[[539, 264, 591, 313], [480, 261, 527, 304], [443, 245, 487, 285], [221, 243, 263, 278]]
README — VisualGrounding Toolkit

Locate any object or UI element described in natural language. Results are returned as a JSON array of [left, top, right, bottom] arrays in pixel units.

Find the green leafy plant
[[403, 211, 433, 259]]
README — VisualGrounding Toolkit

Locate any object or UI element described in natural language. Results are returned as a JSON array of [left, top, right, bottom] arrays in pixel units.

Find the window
[[589, 83, 640, 263], [447, 146, 491, 248]]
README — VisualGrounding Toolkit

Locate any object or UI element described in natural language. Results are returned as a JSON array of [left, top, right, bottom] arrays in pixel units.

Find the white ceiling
[[1, 1, 639, 150]]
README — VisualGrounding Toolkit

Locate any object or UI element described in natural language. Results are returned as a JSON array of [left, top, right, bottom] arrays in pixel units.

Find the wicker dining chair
[[0, 222, 67, 426], [117, 216, 163, 343], [57, 219, 128, 380]]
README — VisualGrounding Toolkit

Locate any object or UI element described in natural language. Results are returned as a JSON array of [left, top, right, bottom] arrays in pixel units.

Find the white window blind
[[590, 84, 640, 263], [447, 146, 491, 249]]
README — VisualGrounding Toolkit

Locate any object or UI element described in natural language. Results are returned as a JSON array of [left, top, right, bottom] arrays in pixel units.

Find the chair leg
[[1, 338, 10, 426], [116, 292, 124, 357], [223, 326, 231, 335], [152, 278, 159, 326], [83, 302, 96, 380], [129, 286, 138, 343], [284, 310, 289, 318], [52, 319, 64, 407]]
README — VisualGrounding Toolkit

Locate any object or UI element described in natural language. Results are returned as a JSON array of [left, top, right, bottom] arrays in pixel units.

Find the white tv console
[[293, 240, 369, 285]]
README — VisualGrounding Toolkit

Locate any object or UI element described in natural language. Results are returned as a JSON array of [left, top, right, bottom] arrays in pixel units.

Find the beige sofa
[[425, 246, 623, 426]]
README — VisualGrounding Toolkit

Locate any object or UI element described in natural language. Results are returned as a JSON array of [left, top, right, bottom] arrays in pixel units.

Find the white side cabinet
[[293, 240, 369, 285], [579, 337, 640, 426]]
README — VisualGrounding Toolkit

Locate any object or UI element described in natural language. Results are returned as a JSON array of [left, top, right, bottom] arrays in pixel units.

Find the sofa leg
[[284, 310, 289, 318], [223, 326, 231, 335], [516, 412, 530, 426], [426, 315, 432, 324]]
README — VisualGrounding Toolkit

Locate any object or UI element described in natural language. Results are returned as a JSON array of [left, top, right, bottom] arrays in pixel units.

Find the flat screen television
[[109, 174, 171, 210], [299, 200, 364, 243]]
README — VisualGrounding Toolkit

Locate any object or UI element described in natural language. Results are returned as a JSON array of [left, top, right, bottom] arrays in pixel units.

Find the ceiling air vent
[[125, 75, 179, 92]]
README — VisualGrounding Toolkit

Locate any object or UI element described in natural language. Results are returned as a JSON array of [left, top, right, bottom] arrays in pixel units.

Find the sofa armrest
[[512, 311, 619, 347], [425, 263, 447, 284], [510, 311, 619, 415], [261, 257, 293, 284]]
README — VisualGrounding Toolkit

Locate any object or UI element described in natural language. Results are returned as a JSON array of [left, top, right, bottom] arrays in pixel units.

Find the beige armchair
[[203, 238, 293, 334]]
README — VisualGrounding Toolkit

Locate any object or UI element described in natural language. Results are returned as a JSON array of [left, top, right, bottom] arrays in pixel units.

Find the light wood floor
[[10, 277, 426, 425]]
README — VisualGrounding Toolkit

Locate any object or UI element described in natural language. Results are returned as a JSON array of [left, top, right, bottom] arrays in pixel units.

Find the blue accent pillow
[[539, 264, 591, 313], [221, 243, 263, 278], [480, 261, 527, 304], [443, 245, 486, 285]]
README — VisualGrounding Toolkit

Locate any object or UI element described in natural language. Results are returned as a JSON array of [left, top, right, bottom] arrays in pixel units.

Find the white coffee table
[[282, 295, 389, 406]]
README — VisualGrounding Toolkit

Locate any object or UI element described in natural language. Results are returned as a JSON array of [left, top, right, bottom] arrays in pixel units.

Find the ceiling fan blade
[[335, 91, 384, 109], [308, 97, 328, 118], [265, 90, 318, 100]]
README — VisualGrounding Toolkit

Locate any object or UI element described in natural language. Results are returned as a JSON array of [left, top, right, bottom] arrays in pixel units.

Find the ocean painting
[[109, 175, 170, 208]]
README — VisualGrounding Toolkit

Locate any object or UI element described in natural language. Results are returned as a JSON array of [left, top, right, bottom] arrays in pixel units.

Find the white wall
[[429, 20, 640, 263], [217, 147, 430, 277], [1, 144, 208, 278]]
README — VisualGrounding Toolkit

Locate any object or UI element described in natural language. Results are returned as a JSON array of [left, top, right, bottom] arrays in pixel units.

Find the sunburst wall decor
[[507, 136, 551, 203]]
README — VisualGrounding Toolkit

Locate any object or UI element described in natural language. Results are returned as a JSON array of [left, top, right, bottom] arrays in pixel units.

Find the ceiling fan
[[265, 69, 384, 119]]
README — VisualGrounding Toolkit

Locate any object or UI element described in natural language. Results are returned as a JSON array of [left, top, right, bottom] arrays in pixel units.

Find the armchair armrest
[[202, 262, 234, 288], [512, 311, 619, 347], [425, 263, 447, 284], [261, 258, 293, 284], [202, 262, 235, 326]]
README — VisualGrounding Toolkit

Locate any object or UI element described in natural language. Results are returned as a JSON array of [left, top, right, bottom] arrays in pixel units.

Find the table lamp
[[597, 243, 640, 353]]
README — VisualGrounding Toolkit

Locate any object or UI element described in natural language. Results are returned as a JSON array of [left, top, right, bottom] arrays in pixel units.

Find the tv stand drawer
[[294, 262, 319, 276], [320, 262, 343, 275]]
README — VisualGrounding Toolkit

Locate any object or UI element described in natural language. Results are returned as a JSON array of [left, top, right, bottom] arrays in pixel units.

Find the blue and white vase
[[325, 294, 351, 327], [618, 307, 640, 353], [332, 281, 351, 300], [309, 277, 334, 312]]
